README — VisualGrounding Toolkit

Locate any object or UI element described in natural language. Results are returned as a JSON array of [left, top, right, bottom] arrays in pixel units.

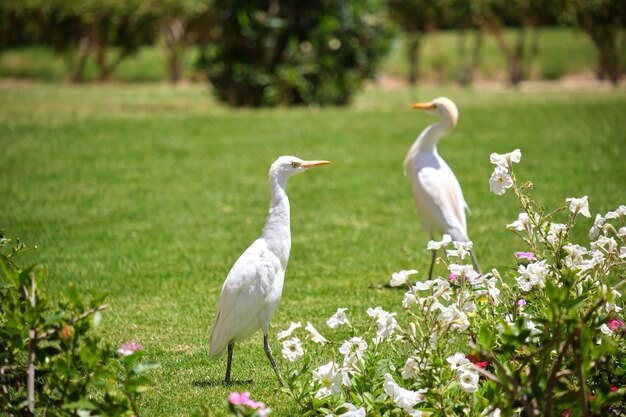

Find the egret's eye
[[291, 162, 300, 168]]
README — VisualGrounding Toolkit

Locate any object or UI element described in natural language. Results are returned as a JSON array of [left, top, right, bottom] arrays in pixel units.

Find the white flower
[[621, 247, 626, 260], [589, 213, 605, 240], [604, 205, 626, 219], [516, 260, 549, 292], [592, 235, 618, 254], [617, 227, 626, 237], [448, 263, 480, 284], [427, 234, 452, 250], [446, 352, 470, 370], [490, 149, 521, 168], [402, 290, 418, 308], [437, 305, 469, 332], [339, 337, 368, 369], [277, 321, 302, 340], [481, 406, 501, 417], [281, 337, 304, 362], [367, 307, 397, 338], [457, 365, 479, 393], [599, 323, 613, 336], [489, 166, 513, 195], [383, 373, 426, 412], [329, 404, 366, 417], [312, 361, 344, 399], [507, 212, 538, 233], [305, 322, 328, 345], [547, 223, 567, 247], [566, 196, 591, 218], [563, 243, 588, 269], [327, 308, 349, 329], [485, 276, 501, 306], [446, 241, 473, 260], [521, 313, 542, 337], [401, 356, 424, 380], [390, 269, 418, 287]]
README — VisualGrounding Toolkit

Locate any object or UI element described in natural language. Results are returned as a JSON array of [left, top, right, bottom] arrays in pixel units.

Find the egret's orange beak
[[301, 160, 332, 168], [411, 102, 435, 110]]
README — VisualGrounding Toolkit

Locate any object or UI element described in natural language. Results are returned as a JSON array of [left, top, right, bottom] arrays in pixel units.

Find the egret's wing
[[413, 162, 469, 241], [209, 239, 280, 356]]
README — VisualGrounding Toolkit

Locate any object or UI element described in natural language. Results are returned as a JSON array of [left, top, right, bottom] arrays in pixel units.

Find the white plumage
[[210, 155, 331, 385], [404, 97, 480, 277]]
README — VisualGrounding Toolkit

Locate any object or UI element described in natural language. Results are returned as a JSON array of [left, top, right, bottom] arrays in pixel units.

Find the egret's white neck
[[262, 174, 291, 265], [412, 119, 453, 153]]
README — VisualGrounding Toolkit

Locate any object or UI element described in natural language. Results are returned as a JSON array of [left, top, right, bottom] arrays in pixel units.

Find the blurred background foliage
[[0, 0, 624, 106]]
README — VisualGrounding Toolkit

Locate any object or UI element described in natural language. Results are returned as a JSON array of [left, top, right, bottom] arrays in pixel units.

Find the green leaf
[[478, 323, 495, 349], [0, 255, 19, 287], [133, 362, 160, 374]]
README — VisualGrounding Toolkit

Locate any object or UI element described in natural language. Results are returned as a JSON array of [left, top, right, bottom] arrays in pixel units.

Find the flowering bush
[[0, 231, 158, 417], [277, 150, 625, 416]]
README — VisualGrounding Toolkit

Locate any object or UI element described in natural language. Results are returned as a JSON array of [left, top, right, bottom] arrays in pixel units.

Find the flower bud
[[60, 324, 74, 343], [408, 322, 417, 338]]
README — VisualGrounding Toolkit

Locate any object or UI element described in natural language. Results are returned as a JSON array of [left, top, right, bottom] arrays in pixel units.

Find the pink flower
[[607, 318, 625, 331], [228, 391, 267, 414], [449, 274, 459, 282], [518, 299, 526, 307], [515, 252, 536, 261], [117, 342, 142, 356], [610, 386, 618, 392]]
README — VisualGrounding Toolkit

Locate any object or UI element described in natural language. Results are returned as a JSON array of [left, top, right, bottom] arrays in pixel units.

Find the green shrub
[[201, 0, 394, 107], [0, 230, 158, 417]]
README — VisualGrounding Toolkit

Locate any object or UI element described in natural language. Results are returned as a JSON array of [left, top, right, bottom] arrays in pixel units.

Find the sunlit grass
[[0, 83, 625, 416]]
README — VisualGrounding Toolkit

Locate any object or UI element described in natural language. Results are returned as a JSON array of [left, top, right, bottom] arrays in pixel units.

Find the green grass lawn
[[1, 83, 625, 416]]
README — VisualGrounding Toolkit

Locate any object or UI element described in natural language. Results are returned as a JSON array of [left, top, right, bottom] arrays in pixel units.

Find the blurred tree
[[563, 0, 624, 85], [149, 0, 215, 84], [470, 0, 557, 85], [0, 0, 46, 61], [387, 0, 445, 86], [441, 0, 484, 86], [202, 0, 394, 107], [43, 0, 160, 82]]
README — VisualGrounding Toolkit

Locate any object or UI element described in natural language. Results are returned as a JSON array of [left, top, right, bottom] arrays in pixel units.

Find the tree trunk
[[524, 25, 541, 81], [471, 30, 484, 79], [509, 26, 527, 85], [457, 28, 471, 86], [95, 45, 111, 82], [406, 32, 421, 86], [163, 19, 185, 84], [71, 36, 91, 83]]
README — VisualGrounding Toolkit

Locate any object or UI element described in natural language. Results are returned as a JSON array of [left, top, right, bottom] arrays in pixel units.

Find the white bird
[[210, 155, 331, 385], [404, 97, 481, 278]]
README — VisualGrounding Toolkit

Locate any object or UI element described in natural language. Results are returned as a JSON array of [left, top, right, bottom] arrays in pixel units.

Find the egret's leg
[[225, 341, 234, 385], [470, 249, 482, 274], [263, 334, 285, 387], [428, 249, 437, 279]]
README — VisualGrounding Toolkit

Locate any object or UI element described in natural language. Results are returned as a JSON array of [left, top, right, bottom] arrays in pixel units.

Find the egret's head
[[411, 97, 459, 131], [269, 155, 331, 179]]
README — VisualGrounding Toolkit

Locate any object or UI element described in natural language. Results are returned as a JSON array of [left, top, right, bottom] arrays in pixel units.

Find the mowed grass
[[1, 83, 625, 416]]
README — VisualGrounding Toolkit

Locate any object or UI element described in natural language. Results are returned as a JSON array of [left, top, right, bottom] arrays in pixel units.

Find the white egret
[[404, 97, 481, 278], [209, 155, 331, 385]]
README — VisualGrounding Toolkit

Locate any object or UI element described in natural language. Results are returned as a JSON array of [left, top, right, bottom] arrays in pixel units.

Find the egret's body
[[404, 97, 480, 277], [210, 156, 330, 385]]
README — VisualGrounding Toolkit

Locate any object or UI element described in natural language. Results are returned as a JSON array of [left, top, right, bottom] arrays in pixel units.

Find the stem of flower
[[573, 327, 589, 417], [36, 304, 109, 341]]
